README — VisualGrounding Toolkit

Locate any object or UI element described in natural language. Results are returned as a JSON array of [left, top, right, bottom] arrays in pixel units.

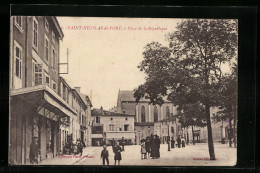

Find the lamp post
[[168, 123, 171, 151], [148, 126, 150, 136], [138, 131, 140, 144]]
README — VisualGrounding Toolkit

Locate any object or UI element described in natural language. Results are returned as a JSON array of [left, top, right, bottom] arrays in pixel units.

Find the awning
[[10, 84, 77, 119]]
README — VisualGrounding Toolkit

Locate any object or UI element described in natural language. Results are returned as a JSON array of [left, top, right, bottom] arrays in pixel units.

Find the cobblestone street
[[40, 143, 236, 166]]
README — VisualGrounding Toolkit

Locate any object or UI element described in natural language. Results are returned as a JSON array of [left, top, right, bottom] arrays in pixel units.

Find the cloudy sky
[[57, 17, 179, 110]]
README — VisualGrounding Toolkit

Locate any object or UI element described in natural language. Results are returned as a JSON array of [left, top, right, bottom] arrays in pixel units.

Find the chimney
[[74, 87, 81, 93]]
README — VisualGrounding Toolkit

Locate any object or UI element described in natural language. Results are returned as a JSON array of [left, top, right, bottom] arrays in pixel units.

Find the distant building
[[116, 90, 179, 144], [91, 108, 135, 146]]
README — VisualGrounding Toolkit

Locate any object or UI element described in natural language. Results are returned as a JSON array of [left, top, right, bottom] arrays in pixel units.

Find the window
[[110, 118, 113, 120], [14, 44, 22, 79], [123, 111, 125, 114], [52, 80, 56, 92], [166, 106, 170, 118], [52, 31, 55, 43], [62, 84, 66, 101], [124, 125, 129, 131], [141, 106, 145, 122], [125, 118, 128, 120], [96, 116, 100, 123], [51, 46, 56, 68], [45, 18, 49, 32], [109, 125, 114, 131], [154, 106, 158, 122], [33, 17, 38, 50], [34, 64, 43, 86], [119, 128, 122, 131], [44, 72, 50, 87], [15, 16, 22, 32], [44, 36, 49, 61]]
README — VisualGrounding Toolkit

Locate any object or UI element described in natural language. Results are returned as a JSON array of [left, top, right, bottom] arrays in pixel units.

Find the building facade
[[9, 16, 77, 164], [9, 16, 92, 164], [115, 90, 179, 144], [91, 108, 135, 146]]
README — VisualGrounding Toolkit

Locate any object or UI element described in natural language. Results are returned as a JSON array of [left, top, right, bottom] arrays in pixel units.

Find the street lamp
[[138, 131, 140, 144], [168, 123, 171, 151], [148, 126, 150, 136]]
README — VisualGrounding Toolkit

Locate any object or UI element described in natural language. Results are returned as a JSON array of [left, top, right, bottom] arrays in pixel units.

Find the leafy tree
[[177, 102, 207, 145], [212, 65, 237, 147], [134, 19, 237, 160]]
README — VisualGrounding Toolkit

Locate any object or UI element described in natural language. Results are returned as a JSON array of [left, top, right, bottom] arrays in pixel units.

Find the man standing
[[177, 136, 181, 148], [29, 137, 39, 164], [100, 145, 109, 165], [121, 137, 125, 151]]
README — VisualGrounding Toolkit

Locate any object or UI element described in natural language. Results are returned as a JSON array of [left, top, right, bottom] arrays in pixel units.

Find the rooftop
[[91, 108, 135, 117], [118, 90, 170, 103]]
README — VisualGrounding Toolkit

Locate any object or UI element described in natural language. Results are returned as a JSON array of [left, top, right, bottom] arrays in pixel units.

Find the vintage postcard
[[9, 16, 237, 166]]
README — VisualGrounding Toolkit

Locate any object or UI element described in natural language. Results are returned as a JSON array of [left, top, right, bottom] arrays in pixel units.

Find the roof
[[91, 108, 135, 117], [118, 90, 170, 103], [72, 89, 87, 110], [79, 93, 93, 107]]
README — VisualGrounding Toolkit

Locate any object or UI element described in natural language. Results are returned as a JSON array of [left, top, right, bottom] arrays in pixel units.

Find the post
[[168, 123, 170, 151]]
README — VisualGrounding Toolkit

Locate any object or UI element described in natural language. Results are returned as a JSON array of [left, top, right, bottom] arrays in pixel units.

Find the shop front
[[9, 85, 76, 165]]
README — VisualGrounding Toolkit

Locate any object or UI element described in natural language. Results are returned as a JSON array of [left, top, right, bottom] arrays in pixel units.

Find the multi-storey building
[[78, 89, 93, 147], [116, 90, 180, 144], [91, 108, 135, 146], [9, 16, 79, 164]]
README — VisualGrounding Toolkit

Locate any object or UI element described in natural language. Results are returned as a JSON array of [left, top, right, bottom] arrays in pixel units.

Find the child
[[100, 145, 109, 165], [113, 142, 122, 165], [141, 140, 147, 159]]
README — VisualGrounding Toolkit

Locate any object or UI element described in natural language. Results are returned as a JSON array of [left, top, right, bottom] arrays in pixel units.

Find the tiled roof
[[79, 93, 92, 107], [91, 108, 135, 117], [119, 90, 170, 103]]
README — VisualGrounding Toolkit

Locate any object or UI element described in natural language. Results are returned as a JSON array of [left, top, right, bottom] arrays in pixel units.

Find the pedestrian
[[100, 145, 109, 165], [111, 138, 115, 151], [78, 140, 83, 156], [140, 139, 147, 159], [113, 142, 122, 165], [29, 137, 39, 164], [177, 136, 181, 148], [171, 137, 175, 148], [182, 137, 186, 148], [121, 137, 125, 151], [145, 137, 151, 158], [150, 134, 156, 159], [155, 135, 160, 158]]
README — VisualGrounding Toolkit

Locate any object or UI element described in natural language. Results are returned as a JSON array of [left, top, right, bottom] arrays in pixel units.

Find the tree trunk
[[229, 117, 233, 147], [205, 104, 216, 160], [192, 125, 195, 145]]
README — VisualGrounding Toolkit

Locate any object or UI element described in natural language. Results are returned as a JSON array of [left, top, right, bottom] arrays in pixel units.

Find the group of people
[[140, 134, 161, 159], [170, 136, 186, 148], [100, 141, 123, 166], [63, 138, 86, 156]]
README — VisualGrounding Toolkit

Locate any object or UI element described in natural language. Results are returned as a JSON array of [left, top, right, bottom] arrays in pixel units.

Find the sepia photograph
[[9, 16, 238, 166]]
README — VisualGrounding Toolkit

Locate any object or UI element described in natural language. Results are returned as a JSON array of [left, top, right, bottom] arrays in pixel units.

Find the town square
[[9, 16, 237, 166]]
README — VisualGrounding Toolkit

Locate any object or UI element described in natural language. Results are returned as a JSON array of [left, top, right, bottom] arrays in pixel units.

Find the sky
[[57, 17, 179, 110]]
